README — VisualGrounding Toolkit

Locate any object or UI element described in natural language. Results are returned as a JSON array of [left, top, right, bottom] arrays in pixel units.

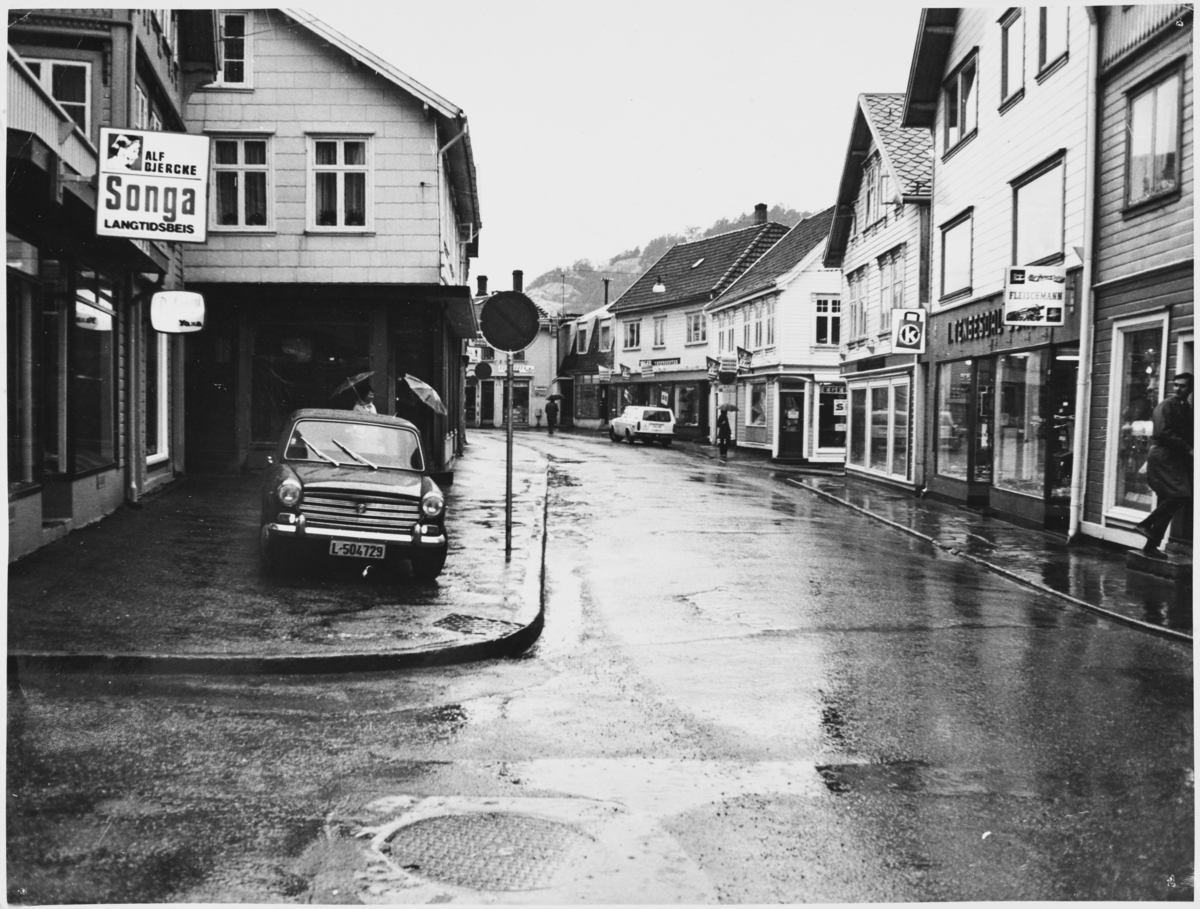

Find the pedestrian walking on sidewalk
[[716, 410, 731, 459], [1135, 372, 1193, 558], [545, 397, 559, 436]]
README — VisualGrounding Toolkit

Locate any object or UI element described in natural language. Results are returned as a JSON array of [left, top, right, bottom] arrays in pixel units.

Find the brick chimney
[[754, 203, 768, 224], [513, 270, 523, 292], [477, 275, 488, 296]]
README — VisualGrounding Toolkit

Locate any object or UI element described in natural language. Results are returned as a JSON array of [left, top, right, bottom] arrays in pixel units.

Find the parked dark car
[[259, 408, 448, 580]]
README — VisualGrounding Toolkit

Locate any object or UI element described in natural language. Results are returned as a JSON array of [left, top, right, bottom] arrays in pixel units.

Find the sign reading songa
[[97, 128, 210, 243]]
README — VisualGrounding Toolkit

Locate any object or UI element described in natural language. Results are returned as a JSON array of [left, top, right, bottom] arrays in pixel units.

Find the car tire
[[625, 430, 633, 443], [609, 427, 619, 442], [410, 548, 447, 581]]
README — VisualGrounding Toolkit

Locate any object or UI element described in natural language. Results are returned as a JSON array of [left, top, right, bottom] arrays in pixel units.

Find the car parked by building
[[609, 406, 676, 446], [259, 409, 448, 580]]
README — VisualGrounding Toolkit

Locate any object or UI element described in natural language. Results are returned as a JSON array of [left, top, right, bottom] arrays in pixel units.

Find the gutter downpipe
[[1068, 7, 1100, 543]]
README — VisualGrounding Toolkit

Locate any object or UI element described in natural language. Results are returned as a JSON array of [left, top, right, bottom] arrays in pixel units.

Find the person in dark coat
[[545, 397, 559, 435], [1135, 372, 1193, 557], [716, 409, 732, 459]]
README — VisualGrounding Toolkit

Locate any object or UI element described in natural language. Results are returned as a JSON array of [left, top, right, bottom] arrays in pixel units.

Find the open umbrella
[[546, 393, 564, 401], [718, 403, 739, 413], [331, 371, 374, 398], [400, 373, 448, 415]]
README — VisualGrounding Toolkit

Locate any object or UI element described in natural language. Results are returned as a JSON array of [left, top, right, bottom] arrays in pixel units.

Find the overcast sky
[[311, 0, 926, 286]]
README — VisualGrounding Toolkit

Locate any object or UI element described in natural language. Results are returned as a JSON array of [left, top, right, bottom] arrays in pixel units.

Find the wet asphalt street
[[7, 430, 1194, 903]]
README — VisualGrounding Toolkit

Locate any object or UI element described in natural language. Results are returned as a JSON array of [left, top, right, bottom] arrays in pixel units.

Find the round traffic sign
[[474, 361, 492, 380], [480, 292, 541, 352]]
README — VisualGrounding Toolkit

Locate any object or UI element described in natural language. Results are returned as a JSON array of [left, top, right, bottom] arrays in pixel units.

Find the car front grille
[[299, 489, 422, 532]]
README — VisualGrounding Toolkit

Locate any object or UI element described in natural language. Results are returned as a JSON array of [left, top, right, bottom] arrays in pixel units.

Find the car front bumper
[[264, 517, 447, 548]]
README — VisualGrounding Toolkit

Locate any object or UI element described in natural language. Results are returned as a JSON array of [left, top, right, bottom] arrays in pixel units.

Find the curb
[[785, 477, 1193, 646], [8, 460, 550, 677]]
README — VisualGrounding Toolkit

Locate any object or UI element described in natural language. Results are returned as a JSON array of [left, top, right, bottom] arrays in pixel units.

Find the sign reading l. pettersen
[[97, 128, 210, 243], [1003, 265, 1065, 327]]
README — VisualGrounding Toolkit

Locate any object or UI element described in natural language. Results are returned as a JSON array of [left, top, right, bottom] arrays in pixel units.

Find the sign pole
[[505, 352, 514, 559]]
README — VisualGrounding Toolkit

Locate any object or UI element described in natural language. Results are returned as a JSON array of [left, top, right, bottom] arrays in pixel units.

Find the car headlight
[[277, 478, 302, 507], [421, 493, 445, 518]]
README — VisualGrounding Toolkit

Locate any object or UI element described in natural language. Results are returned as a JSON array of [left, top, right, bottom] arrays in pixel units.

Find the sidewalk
[[7, 432, 547, 675], [672, 438, 1192, 643]]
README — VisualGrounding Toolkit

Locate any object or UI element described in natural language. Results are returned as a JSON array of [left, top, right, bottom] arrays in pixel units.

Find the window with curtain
[[311, 137, 370, 229], [214, 137, 270, 228], [1127, 69, 1181, 207]]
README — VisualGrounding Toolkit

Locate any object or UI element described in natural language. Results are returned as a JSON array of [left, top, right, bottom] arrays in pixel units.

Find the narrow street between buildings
[[7, 430, 1193, 903]]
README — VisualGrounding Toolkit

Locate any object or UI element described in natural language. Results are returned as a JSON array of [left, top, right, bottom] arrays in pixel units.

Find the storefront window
[[252, 319, 370, 442], [502, 382, 531, 424], [749, 383, 767, 426], [849, 388, 867, 465], [677, 384, 699, 426], [1114, 325, 1162, 513], [72, 269, 117, 472], [818, 385, 847, 449], [8, 273, 40, 491], [973, 358, 994, 483], [576, 378, 599, 420], [892, 384, 909, 478], [994, 350, 1048, 496], [869, 387, 889, 471], [937, 361, 971, 479]]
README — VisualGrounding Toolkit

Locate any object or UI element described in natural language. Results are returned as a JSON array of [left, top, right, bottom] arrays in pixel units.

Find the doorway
[[778, 385, 805, 459], [481, 380, 495, 425]]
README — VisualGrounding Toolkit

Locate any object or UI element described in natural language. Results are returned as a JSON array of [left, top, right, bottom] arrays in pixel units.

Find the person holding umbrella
[[353, 388, 376, 413], [545, 395, 560, 435], [716, 408, 732, 459]]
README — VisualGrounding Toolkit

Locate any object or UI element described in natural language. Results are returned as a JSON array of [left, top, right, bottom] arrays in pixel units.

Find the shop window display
[[937, 361, 971, 479], [891, 384, 909, 478], [994, 350, 1048, 496], [849, 388, 867, 466], [869, 387, 889, 472], [1114, 325, 1162, 513], [676, 384, 699, 426]]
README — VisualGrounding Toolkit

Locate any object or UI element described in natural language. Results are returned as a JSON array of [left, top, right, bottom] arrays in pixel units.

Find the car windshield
[[642, 410, 672, 423], [285, 420, 424, 471]]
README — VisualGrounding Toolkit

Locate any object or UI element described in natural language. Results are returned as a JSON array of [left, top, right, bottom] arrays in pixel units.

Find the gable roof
[[609, 222, 789, 315], [901, 8, 960, 128], [282, 9, 481, 235], [709, 207, 836, 309], [825, 93, 933, 268]]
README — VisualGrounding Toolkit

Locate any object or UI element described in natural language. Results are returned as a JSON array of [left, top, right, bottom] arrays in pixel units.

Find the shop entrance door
[[465, 382, 477, 426], [481, 380, 495, 425], [779, 386, 805, 459]]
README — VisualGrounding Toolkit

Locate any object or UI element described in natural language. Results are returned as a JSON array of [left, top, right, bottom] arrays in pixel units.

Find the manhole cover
[[433, 614, 521, 636], [383, 812, 592, 891]]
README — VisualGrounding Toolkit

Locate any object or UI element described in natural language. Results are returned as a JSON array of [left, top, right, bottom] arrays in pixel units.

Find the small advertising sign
[[891, 308, 927, 354], [736, 347, 753, 372], [1003, 265, 1066, 326], [98, 128, 210, 242]]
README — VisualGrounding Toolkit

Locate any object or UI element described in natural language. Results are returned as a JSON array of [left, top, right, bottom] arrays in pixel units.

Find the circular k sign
[[892, 310, 926, 353]]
